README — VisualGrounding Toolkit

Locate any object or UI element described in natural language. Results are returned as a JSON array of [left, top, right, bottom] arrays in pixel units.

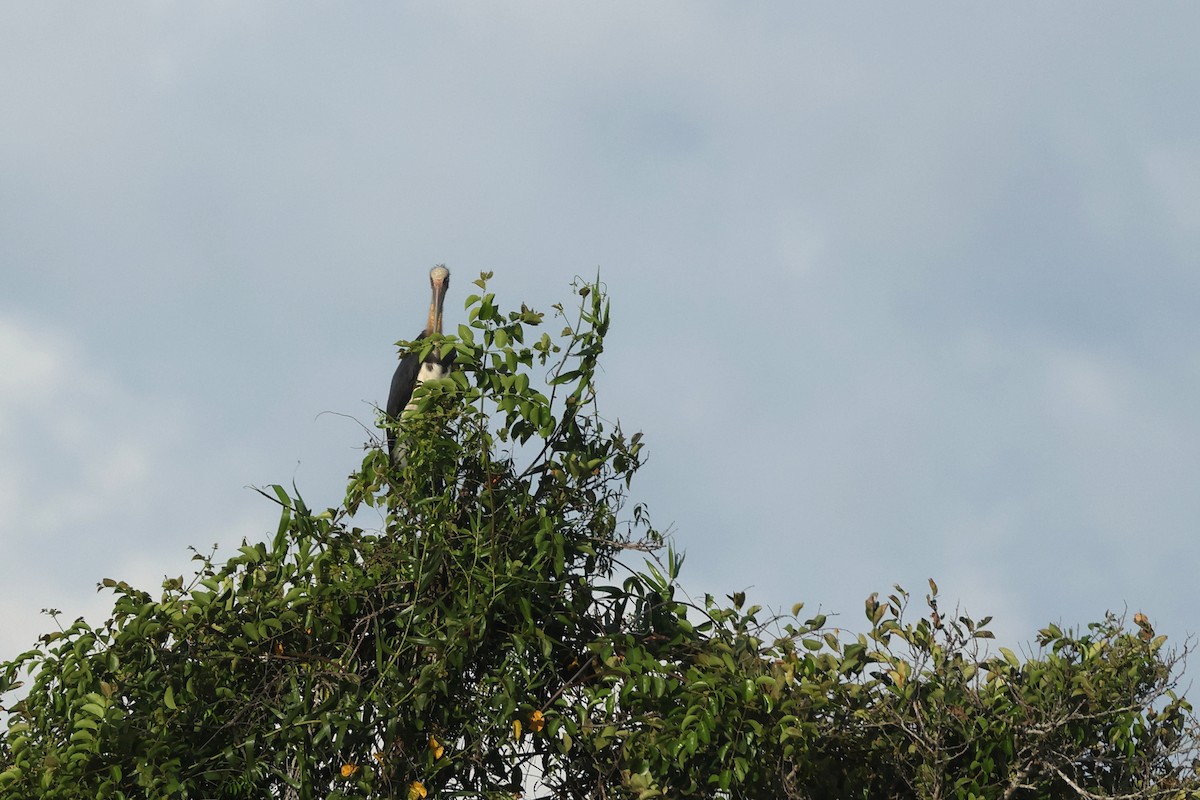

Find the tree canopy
[[2, 274, 1198, 799]]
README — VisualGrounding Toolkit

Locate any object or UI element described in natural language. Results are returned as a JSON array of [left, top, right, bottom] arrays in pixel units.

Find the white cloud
[[1145, 146, 1200, 243], [0, 317, 65, 407], [1040, 346, 1130, 429], [0, 317, 179, 538], [0, 317, 207, 660], [0, 315, 316, 665]]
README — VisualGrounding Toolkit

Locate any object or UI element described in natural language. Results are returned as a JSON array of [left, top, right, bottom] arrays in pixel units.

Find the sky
[[3, 4, 1200, 675]]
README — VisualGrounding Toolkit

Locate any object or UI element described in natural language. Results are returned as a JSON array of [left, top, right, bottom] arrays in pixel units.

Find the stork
[[386, 265, 453, 462]]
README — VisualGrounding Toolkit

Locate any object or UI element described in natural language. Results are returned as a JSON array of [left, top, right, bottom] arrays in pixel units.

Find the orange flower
[[407, 780, 428, 800], [528, 710, 545, 733], [340, 763, 359, 778], [429, 736, 444, 759], [513, 719, 523, 739]]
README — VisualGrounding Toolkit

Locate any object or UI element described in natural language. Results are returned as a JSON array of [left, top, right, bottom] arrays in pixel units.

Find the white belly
[[405, 361, 450, 413]]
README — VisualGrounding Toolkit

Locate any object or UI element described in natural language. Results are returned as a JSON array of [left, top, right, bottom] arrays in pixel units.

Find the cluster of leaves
[[2, 275, 1198, 799]]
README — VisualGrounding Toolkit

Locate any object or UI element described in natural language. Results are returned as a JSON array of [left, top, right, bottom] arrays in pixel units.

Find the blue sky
[[3, 4, 1199, 666]]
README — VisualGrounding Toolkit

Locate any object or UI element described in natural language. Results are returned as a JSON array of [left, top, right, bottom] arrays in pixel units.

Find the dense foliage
[[2, 275, 1197, 799]]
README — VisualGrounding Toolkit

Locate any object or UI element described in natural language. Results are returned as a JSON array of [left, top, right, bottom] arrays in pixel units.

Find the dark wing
[[386, 352, 420, 455]]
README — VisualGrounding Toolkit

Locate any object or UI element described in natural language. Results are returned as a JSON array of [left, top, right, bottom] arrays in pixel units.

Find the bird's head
[[427, 265, 450, 335]]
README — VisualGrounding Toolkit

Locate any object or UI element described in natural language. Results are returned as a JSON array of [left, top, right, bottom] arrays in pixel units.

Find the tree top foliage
[[2, 274, 1198, 799]]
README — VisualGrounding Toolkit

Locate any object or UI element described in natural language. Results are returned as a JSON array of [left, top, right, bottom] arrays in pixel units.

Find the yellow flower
[[513, 719, 523, 739], [528, 710, 545, 733], [340, 763, 359, 778], [429, 736, 444, 759], [408, 780, 428, 800]]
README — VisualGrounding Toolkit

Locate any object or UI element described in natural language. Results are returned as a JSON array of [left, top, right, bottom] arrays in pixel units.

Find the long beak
[[428, 273, 449, 335]]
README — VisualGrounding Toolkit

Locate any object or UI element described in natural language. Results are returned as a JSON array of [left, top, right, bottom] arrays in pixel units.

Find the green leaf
[[999, 647, 1020, 668], [80, 703, 107, 720]]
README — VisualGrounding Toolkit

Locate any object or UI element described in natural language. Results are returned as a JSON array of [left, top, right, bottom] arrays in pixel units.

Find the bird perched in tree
[[386, 265, 454, 463]]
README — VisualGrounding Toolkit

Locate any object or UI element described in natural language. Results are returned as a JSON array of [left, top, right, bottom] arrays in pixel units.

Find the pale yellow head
[[426, 265, 450, 335]]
